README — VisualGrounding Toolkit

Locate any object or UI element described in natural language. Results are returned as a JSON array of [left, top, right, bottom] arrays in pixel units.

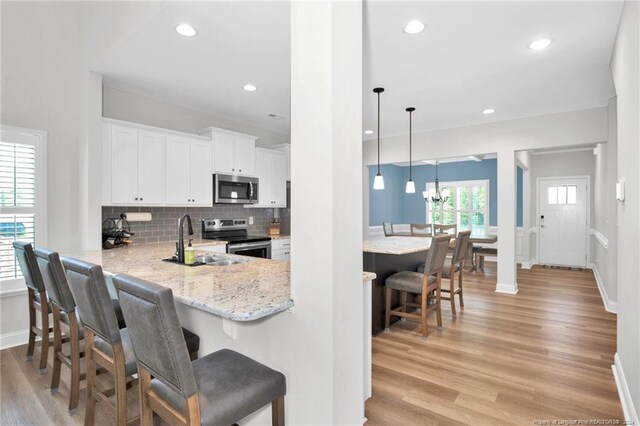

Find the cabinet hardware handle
[[140, 197, 143, 201], [188, 199, 191, 202], [135, 197, 138, 201]]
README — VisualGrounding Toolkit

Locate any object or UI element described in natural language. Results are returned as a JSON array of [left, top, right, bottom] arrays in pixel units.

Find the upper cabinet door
[[189, 140, 213, 206], [271, 151, 288, 206], [235, 135, 256, 176], [165, 135, 191, 205], [254, 148, 272, 206], [111, 125, 139, 204], [137, 131, 164, 205], [213, 132, 236, 174]]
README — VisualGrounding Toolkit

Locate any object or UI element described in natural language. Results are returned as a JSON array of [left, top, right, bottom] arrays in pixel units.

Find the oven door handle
[[229, 241, 270, 250]]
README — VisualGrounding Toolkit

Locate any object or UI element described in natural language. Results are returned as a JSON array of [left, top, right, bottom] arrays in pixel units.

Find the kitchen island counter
[[65, 242, 293, 321], [363, 234, 433, 255]]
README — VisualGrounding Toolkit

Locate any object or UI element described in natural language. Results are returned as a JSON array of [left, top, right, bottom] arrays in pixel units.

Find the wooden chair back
[[410, 224, 432, 236], [433, 224, 457, 235], [382, 222, 394, 237], [453, 231, 472, 265]]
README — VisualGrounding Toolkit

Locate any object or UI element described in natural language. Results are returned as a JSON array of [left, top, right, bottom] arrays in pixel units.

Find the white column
[[78, 71, 104, 251], [290, 1, 363, 424], [496, 149, 518, 293]]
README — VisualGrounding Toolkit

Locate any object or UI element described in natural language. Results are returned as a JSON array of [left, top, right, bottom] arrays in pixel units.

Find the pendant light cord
[[377, 91, 381, 174], [409, 110, 412, 181]]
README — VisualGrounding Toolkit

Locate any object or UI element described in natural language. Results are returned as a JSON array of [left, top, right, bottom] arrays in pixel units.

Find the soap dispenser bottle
[[184, 239, 196, 265]]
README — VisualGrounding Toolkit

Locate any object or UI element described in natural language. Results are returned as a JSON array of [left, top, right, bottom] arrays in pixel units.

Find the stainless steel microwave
[[213, 173, 259, 204]]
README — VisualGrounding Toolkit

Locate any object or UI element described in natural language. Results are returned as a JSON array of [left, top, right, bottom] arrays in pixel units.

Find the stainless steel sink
[[197, 255, 249, 266]]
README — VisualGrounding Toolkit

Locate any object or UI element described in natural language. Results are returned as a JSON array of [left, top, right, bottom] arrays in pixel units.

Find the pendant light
[[405, 107, 416, 193], [373, 87, 385, 190], [422, 160, 450, 203]]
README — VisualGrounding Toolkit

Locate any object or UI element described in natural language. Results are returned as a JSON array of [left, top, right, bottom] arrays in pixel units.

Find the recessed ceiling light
[[243, 84, 257, 92], [404, 20, 425, 34], [482, 109, 495, 115], [529, 38, 552, 51], [267, 113, 285, 120], [364, 130, 374, 135], [175, 23, 197, 37]]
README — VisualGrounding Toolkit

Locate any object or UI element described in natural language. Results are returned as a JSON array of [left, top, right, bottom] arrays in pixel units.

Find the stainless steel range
[[201, 218, 272, 259]]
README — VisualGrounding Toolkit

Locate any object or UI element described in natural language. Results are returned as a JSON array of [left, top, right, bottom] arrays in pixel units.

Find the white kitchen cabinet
[[252, 148, 287, 208], [165, 136, 212, 206], [234, 135, 256, 176], [273, 143, 291, 181], [189, 140, 213, 205], [212, 132, 236, 174], [137, 131, 164, 204], [203, 127, 257, 176], [165, 136, 191, 205], [110, 125, 164, 205], [271, 238, 291, 261]]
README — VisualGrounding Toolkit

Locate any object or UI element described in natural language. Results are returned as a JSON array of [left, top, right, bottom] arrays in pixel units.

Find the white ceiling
[[363, 1, 622, 139], [96, 1, 623, 139], [97, 1, 291, 134]]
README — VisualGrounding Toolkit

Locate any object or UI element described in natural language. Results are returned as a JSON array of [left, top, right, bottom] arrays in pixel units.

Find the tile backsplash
[[102, 205, 285, 245]]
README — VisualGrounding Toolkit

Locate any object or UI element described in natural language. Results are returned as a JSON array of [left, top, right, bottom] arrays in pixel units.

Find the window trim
[[0, 125, 47, 289], [425, 179, 490, 233]]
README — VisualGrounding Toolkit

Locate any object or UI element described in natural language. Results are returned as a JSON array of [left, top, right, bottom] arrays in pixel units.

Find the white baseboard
[[520, 261, 534, 269], [495, 282, 519, 294], [612, 353, 639, 425], [590, 263, 617, 314], [0, 329, 30, 350]]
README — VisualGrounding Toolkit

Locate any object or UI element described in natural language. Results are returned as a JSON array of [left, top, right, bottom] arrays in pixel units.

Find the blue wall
[[369, 160, 523, 227]]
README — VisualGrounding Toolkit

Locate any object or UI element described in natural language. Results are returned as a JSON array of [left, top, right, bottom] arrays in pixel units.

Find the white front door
[[538, 177, 589, 267]]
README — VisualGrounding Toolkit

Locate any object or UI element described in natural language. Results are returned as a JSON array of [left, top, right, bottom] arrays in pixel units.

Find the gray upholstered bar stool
[[13, 241, 51, 373], [62, 257, 139, 426], [112, 274, 287, 426], [418, 230, 471, 316], [34, 247, 85, 414], [384, 235, 452, 338]]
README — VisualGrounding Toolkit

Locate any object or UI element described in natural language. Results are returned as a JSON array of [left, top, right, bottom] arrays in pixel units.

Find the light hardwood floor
[[1, 264, 623, 425], [365, 263, 623, 425]]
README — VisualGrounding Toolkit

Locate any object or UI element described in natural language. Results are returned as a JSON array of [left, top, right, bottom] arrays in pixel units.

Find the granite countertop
[[65, 242, 292, 322], [363, 235, 433, 255]]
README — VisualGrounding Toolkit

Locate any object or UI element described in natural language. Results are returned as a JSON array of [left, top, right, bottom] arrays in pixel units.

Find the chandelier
[[422, 160, 450, 204]]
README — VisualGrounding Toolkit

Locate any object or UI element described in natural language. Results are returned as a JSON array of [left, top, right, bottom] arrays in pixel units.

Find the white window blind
[[0, 141, 37, 280]]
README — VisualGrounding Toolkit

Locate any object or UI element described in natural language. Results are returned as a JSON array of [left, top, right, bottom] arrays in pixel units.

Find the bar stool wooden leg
[[50, 306, 62, 393], [272, 396, 285, 426], [26, 290, 37, 361], [113, 343, 128, 426], [38, 292, 49, 374], [458, 269, 464, 309], [68, 312, 81, 414], [436, 275, 443, 328], [420, 293, 428, 338], [384, 288, 392, 331], [138, 367, 153, 426], [449, 272, 457, 316], [84, 331, 97, 426]]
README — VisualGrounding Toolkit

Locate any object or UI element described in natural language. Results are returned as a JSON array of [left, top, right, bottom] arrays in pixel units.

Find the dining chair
[[13, 241, 51, 373], [410, 224, 433, 236], [418, 231, 471, 316], [382, 222, 395, 237], [112, 273, 287, 426], [433, 224, 457, 235], [384, 235, 452, 338]]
